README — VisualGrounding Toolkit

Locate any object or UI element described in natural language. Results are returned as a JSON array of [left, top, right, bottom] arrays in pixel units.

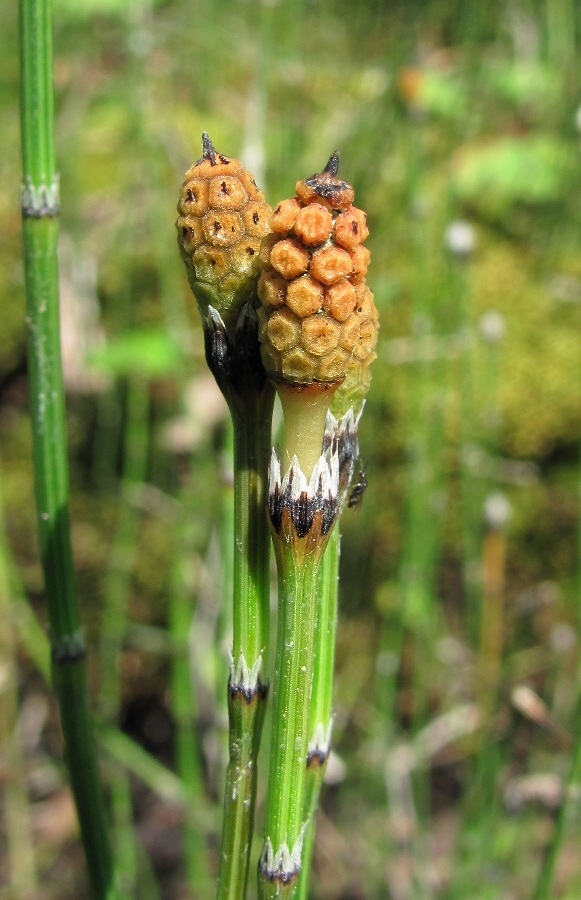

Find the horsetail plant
[[255, 156, 378, 897], [18, 0, 118, 896], [177, 142, 378, 898], [177, 134, 275, 898], [295, 368, 375, 900]]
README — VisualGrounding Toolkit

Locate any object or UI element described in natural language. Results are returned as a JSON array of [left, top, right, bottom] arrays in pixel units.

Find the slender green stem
[[19, 0, 55, 188], [55, 661, 118, 899], [108, 765, 139, 897], [258, 540, 324, 900], [19, 0, 117, 896], [169, 453, 214, 894], [217, 419, 235, 693], [258, 415, 343, 900], [257, 393, 354, 899], [296, 525, 340, 900], [220, 674, 269, 898], [217, 384, 274, 900], [170, 557, 213, 894], [99, 378, 150, 721], [231, 396, 274, 666]]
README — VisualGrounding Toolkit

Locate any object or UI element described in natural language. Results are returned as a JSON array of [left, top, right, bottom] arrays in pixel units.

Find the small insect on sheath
[[347, 467, 368, 509]]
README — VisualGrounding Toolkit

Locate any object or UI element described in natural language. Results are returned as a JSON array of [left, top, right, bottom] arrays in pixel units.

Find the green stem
[[216, 419, 235, 708], [258, 548, 321, 899], [108, 765, 139, 897], [99, 377, 149, 722], [19, 0, 117, 896], [170, 555, 212, 894], [217, 384, 274, 900], [19, 0, 55, 187], [55, 661, 118, 899], [231, 397, 274, 666], [259, 481, 338, 900], [257, 386, 349, 899], [220, 677, 269, 897], [296, 526, 340, 900]]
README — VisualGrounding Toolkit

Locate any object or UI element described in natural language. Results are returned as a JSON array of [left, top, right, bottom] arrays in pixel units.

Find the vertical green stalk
[[217, 384, 274, 900], [296, 525, 340, 900], [176, 125, 277, 895], [230, 397, 273, 670], [258, 533, 327, 900], [19, 0, 117, 896], [169, 528, 212, 894], [217, 418, 235, 704], [258, 428, 343, 899], [99, 377, 150, 721]]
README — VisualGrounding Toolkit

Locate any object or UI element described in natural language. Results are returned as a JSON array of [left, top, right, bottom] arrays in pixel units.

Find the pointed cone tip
[[323, 151, 340, 176], [201, 132, 217, 163]]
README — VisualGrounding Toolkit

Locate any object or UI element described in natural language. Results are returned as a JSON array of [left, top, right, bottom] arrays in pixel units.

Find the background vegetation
[[3, 0, 581, 896]]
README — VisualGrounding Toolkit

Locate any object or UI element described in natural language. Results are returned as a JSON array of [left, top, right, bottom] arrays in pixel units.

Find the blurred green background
[[3, 0, 581, 897]]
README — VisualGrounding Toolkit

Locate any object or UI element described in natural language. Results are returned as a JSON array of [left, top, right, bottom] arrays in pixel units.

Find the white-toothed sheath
[[258, 424, 356, 898], [296, 408, 360, 899]]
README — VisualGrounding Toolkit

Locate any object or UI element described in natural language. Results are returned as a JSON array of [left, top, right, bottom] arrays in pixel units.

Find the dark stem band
[[229, 678, 269, 704], [51, 629, 87, 663]]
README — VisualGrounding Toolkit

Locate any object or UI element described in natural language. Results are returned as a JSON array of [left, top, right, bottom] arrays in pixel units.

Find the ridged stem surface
[[258, 552, 319, 898], [217, 384, 274, 900], [19, 1, 117, 895], [258, 521, 334, 900], [295, 525, 340, 900], [231, 395, 273, 665]]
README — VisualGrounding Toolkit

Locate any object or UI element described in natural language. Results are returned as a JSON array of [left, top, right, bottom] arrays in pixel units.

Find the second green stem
[[296, 525, 341, 900], [217, 385, 274, 900], [258, 538, 324, 899]]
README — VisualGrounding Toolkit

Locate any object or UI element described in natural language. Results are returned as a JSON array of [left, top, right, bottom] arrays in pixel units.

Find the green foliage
[[4, 0, 581, 896], [87, 329, 185, 378], [453, 136, 575, 223]]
